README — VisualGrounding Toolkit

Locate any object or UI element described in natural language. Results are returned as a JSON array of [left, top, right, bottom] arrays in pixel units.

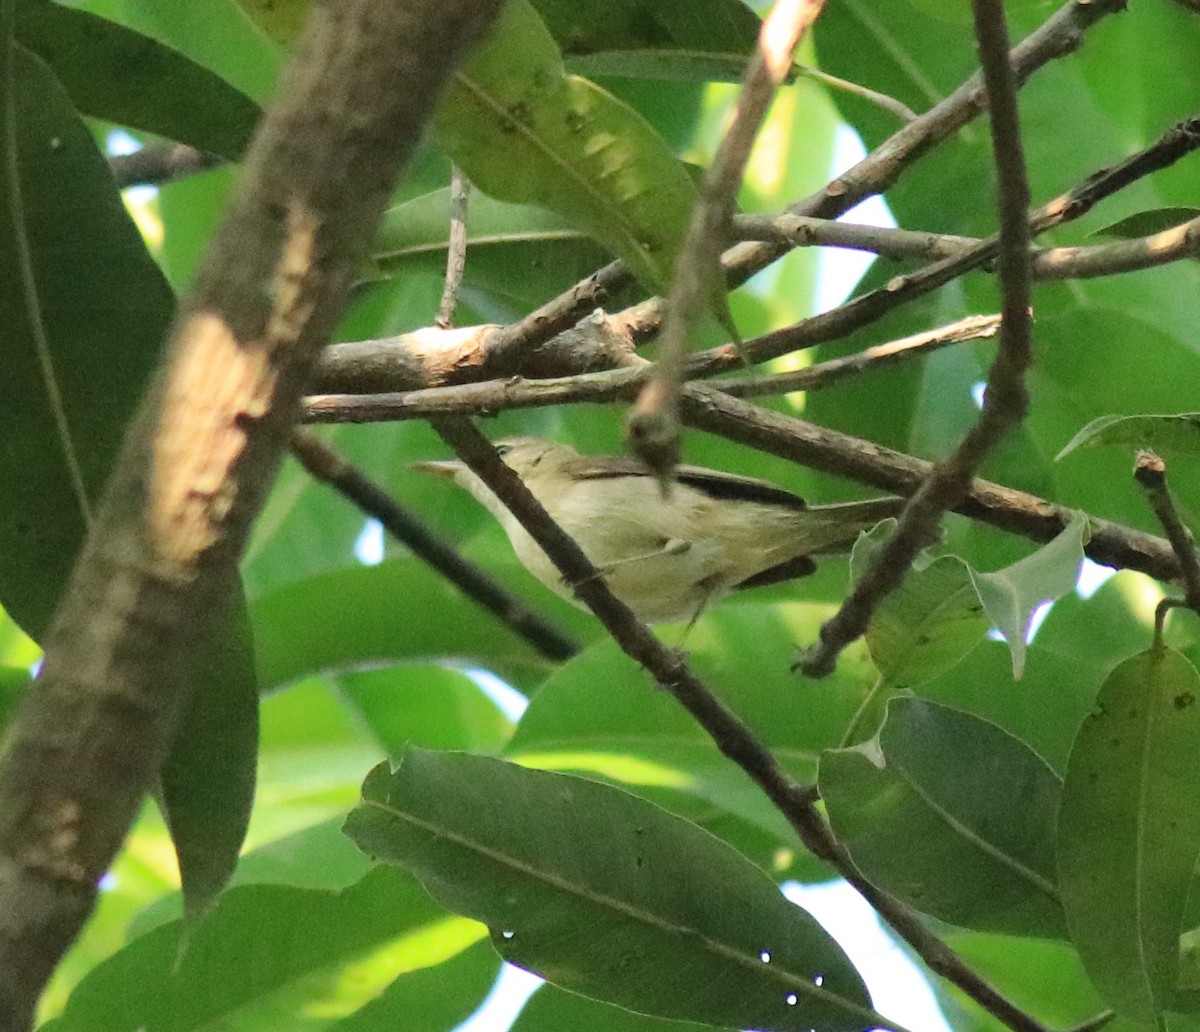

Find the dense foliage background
[[4, 0, 1200, 1029]]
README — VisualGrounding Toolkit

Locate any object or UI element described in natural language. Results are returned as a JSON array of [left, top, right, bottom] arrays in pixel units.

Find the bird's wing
[[559, 457, 809, 511]]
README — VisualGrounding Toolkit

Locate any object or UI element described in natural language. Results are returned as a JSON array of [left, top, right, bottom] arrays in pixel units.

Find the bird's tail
[[797, 496, 908, 555]]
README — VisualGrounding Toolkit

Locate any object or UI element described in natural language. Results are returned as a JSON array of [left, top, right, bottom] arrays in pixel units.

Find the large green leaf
[[1058, 645, 1200, 1025], [821, 697, 1065, 938], [346, 748, 885, 1032], [435, 0, 699, 294], [0, 45, 174, 639], [47, 867, 496, 1032], [16, 1, 261, 161]]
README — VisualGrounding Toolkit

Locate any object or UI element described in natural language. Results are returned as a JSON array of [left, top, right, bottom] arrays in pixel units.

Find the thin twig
[[735, 211, 1200, 279], [628, 0, 827, 475], [700, 112, 1200, 378], [1031, 215, 1200, 278], [429, 414, 1051, 1032], [435, 166, 471, 329], [289, 429, 578, 662], [734, 213, 976, 261], [720, 314, 1002, 398], [108, 144, 223, 189], [793, 64, 917, 122], [1134, 450, 1200, 608], [799, 0, 1035, 678]]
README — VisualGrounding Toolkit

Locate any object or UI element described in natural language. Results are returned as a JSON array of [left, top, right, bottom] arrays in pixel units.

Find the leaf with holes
[[346, 748, 884, 1032]]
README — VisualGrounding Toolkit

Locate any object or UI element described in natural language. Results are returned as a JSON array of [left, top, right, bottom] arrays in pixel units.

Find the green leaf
[[566, 51, 756, 83], [851, 528, 989, 689], [821, 697, 1066, 938], [435, 0, 699, 294], [369, 187, 589, 272], [334, 664, 514, 757], [160, 577, 259, 920], [0, 45, 174, 640], [543, 0, 761, 83], [1094, 208, 1200, 240], [229, 0, 311, 46], [49, 867, 496, 1031], [1058, 645, 1200, 1025], [16, 1, 261, 161], [512, 983, 721, 1031], [966, 513, 1089, 679], [1056, 412, 1200, 462], [346, 748, 884, 1032], [249, 558, 563, 694], [531, 0, 760, 59]]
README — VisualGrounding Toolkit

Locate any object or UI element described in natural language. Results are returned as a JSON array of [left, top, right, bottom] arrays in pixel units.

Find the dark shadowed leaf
[[0, 45, 174, 639], [821, 697, 1066, 938], [507, 601, 873, 877], [1094, 207, 1200, 240], [160, 577, 259, 920], [346, 748, 883, 1032], [540, 0, 760, 83], [1058, 645, 1200, 1025], [512, 982, 722, 1031], [532, 0, 759, 57], [16, 2, 261, 161]]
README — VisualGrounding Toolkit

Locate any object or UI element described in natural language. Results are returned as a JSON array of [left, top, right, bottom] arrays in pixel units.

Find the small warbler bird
[[415, 437, 905, 625]]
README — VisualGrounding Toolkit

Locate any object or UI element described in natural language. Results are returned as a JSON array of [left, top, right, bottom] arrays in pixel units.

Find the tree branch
[[0, 0, 502, 1024], [800, 0, 1035, 677]]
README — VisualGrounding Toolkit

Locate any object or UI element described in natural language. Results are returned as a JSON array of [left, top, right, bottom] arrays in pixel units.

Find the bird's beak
[[411, 459, 464, 480]]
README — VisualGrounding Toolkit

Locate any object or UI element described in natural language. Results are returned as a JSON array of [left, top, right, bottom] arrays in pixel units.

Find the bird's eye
[[495, 443, 512, 457]]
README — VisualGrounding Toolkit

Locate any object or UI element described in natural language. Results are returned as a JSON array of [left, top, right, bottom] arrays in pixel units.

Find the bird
[[414, 437, 906, 625]]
